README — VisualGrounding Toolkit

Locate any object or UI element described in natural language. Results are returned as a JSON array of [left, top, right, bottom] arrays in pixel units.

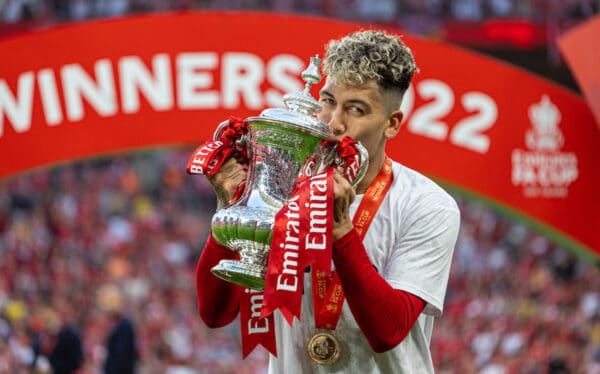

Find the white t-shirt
[[268, 161, 460, 374]]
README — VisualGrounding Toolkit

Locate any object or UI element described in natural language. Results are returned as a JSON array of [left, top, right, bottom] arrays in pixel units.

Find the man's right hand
[[207, 157, 247, 210]]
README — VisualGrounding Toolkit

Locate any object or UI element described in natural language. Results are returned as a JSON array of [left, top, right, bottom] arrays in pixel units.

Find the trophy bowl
[[209, 56, 368, 290]]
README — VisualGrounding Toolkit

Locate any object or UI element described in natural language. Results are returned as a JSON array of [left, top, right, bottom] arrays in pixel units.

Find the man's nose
[[320, 110, 345, 136], [329, 116, 346, 137]]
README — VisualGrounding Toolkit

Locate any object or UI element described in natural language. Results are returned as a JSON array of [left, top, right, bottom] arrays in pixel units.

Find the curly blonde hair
[[322, 30, 418, 94]]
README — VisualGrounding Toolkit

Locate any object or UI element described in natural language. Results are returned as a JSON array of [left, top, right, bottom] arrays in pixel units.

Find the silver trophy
[[210, 56, 368, 291]]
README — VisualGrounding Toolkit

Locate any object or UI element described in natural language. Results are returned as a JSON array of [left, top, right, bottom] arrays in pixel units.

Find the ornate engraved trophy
[[210, 56, 368, 290]]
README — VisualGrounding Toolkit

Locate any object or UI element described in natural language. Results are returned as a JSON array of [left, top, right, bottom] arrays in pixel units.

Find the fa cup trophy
[[207, 56, 368, 290]]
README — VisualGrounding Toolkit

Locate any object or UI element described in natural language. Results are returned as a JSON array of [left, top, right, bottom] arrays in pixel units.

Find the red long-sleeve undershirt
[[332, 228, 426, 353], [196, 230, 425, 353], [196, 235, 242, 328]]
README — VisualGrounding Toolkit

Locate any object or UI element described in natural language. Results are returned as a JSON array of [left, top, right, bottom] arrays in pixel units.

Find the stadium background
[[1, 1, 599, 373]]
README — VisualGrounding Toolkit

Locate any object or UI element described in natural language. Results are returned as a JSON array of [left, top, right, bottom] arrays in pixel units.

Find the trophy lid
[[248, 55, 333, 139]]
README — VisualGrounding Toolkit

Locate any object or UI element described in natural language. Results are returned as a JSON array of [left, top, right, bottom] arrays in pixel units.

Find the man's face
[[317, 79, 399, 162]]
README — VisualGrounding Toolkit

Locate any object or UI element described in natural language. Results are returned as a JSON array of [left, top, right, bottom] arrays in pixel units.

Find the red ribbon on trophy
[[236, 135, 366, 358], [257, 135, 363, 335], [240, 287, 277, 358], [185, 116, 249, 176], [323, 136, 362, 182], [260, 168, 335, 324]]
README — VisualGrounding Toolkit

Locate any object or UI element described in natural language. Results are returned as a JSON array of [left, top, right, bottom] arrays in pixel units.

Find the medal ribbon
[[312, 157, 393, 330]]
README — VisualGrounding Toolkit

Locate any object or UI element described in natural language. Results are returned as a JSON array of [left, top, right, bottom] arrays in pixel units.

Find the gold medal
[[306, 330, 342, 365]]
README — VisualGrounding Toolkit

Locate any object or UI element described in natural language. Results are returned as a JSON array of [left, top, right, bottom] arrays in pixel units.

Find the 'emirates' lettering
[[247, 290, 269, 334], [305, 173, 328, 250], [276, 195, 300, 292]]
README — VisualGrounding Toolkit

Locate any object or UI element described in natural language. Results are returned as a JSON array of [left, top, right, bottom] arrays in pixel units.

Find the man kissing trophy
[[187, 55, 368, 292]]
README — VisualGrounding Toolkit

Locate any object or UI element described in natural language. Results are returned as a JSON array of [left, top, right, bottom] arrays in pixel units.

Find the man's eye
[[349, 106, 364, 114], [320, 98, 334, 105]]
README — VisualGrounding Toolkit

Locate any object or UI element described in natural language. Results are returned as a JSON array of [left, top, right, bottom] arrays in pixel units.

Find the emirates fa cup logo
[[526, 95, 564, 152], [511, 95, 578, 198]]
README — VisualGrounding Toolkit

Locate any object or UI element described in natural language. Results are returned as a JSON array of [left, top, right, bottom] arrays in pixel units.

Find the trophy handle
[[305, 140, 369, 188], [212, 119, 249, 157], [212, 119, 230, 141], [336, 141, 369, 188]]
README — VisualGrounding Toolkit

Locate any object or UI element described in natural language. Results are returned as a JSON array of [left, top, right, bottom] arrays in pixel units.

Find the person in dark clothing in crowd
[[49, 323, 84, 374], [31, 304, 83, 374], [98, 284, 139, 374]]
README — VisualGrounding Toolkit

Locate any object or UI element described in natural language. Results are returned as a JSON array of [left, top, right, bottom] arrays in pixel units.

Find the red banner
[[1, 12, 598, 258]]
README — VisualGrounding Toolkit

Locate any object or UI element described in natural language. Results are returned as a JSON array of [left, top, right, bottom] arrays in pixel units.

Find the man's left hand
[[332, 169, 355, 240]]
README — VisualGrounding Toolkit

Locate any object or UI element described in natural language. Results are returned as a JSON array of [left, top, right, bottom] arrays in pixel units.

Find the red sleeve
[[196, 234, 242, 328], [332, 229, 426, 353]]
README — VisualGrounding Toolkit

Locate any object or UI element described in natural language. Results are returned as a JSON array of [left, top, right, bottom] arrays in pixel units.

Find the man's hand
[[332, 170, 355, 240], [207, 157, 247, 210]]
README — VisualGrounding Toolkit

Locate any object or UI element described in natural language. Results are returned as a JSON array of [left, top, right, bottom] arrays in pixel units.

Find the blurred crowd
[[0, 148, 599, 373], [434, 197, 600, 373], [0, 150, 267, 373], [0, 0, 598, 31]]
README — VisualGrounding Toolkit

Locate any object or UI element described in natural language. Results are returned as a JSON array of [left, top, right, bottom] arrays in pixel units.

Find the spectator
[[49, 323, 84, 374], [487, 0, 514, 17], [98, 284, 139, 374], [451, 0, 484, 20], [1, 0, 46, 23]]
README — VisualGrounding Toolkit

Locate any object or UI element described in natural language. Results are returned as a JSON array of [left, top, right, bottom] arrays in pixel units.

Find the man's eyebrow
[[346, 99, 369, 107], [318, 90, 371, 109]]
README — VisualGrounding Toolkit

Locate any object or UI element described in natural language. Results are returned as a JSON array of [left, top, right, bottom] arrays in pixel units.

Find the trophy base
[[211, 260, 266, 291]]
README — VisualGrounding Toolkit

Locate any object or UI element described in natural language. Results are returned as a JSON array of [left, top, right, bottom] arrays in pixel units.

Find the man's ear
[[385, 110, 403, 139]]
